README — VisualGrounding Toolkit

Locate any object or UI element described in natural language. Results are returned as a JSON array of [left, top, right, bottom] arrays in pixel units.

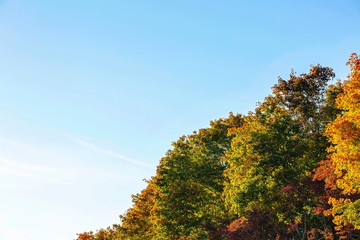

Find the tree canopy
[[76, 54, 360, 240]]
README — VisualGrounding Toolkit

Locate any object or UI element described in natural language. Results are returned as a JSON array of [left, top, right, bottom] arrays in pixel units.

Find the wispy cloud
[[0, 138, 78, 184], [0, 155, 73, 185], [0, 156, 45, 171], [65, 134, 152, 168]]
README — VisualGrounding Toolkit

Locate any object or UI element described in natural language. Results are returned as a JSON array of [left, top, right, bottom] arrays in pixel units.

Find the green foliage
[[153, 113, 243, 239], [224, 65, 334, 213], [224, 113, 302, 216], [222, 65, 340, 240]]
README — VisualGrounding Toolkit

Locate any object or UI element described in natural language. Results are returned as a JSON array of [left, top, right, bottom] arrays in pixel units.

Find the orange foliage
[[76, 231, 95, 240], [315, 53, 360, 230]]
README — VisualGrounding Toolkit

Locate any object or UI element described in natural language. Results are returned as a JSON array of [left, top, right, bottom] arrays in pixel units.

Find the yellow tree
[[319, 53, 360, 230], [116, 178, 157, 240]]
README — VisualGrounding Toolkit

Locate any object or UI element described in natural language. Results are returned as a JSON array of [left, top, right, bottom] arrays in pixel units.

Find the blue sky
[[0, 1, 359, 239]]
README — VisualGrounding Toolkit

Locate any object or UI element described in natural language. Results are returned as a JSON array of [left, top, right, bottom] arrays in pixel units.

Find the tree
[[76, 227, 117, 240], [223, 65, 336, 238], [75, 58, 360, 240], [116, 178, 157, 240], [153, 114, 243, 239], [315, 53, 360, 232]]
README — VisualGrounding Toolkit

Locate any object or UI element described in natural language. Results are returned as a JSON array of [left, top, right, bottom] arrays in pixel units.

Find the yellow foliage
[[325, 53, 360, 229]]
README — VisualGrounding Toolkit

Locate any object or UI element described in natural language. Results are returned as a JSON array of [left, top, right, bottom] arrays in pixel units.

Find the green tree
[[153, 113, 243, 240], [223, 65, 336, 238]]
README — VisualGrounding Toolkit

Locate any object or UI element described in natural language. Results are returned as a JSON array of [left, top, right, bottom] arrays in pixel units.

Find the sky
[[0, 0, 359, 239]]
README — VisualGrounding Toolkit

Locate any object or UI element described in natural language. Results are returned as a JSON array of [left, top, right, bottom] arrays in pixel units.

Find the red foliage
[[226, 209, 284, 240], [76, 231, 95, 240]]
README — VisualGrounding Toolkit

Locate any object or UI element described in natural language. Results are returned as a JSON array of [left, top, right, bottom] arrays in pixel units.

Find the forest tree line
[[76, 53, 360, 240]]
